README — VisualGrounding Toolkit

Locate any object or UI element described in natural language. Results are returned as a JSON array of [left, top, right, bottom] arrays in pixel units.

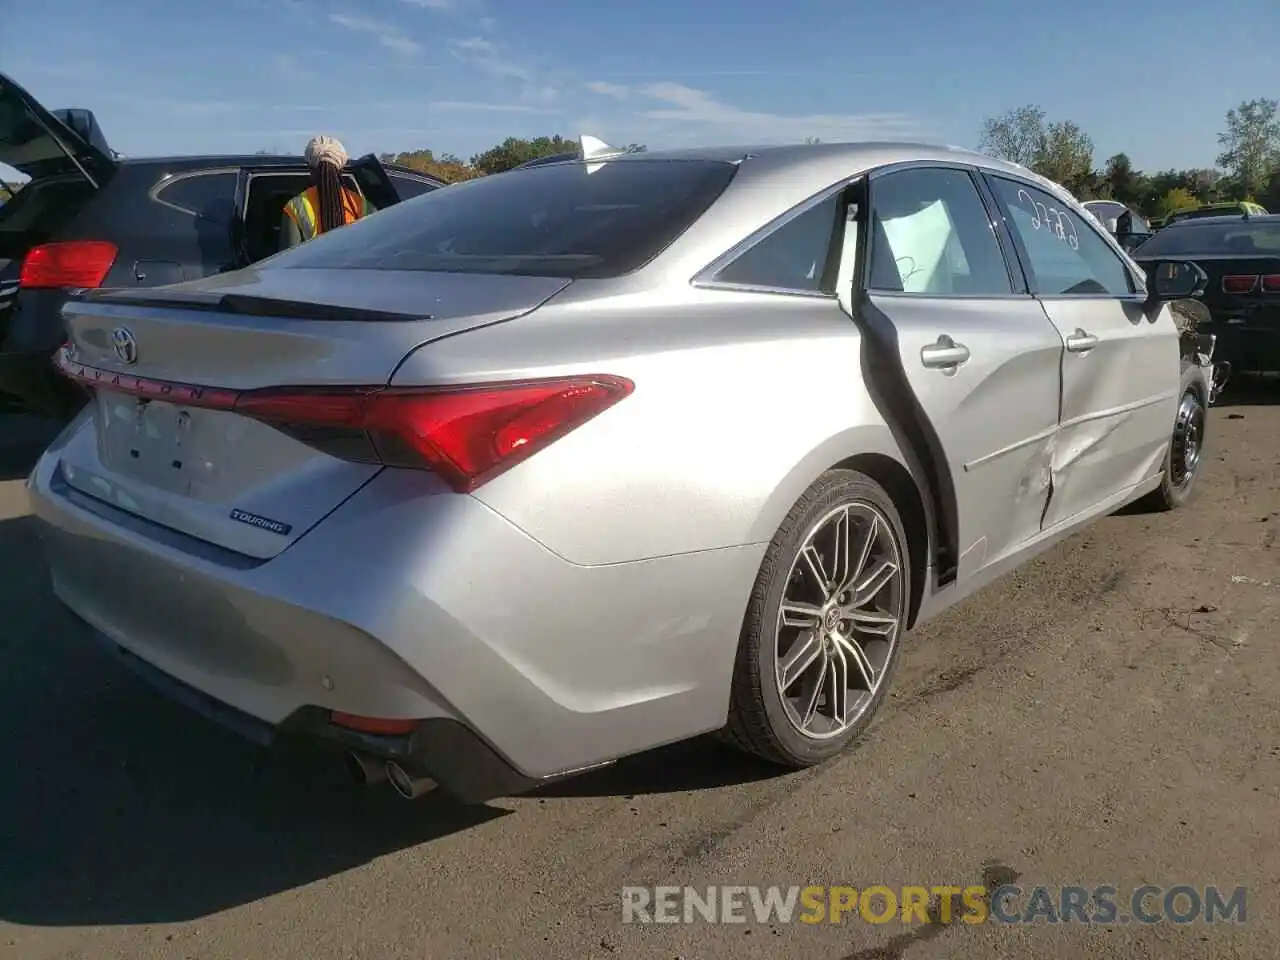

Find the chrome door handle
[[1066, 329, 1099, 353], [920, 335, 970, 369]]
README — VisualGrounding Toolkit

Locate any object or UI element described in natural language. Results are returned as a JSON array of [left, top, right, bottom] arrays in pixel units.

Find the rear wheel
[[1139, 364, 1208, 512], [723, 469, 910, 767]]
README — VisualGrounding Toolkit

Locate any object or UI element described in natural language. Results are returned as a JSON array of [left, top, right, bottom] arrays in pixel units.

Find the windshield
[[1136, 220, 1280, 257], [270, 159, 739, 279]]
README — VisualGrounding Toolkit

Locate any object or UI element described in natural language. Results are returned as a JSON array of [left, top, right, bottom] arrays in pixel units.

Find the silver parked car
[[28, 141, 1214, 802]]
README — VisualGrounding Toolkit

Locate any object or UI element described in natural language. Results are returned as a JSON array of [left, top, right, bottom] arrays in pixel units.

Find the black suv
[[0, 72, 445, 417]]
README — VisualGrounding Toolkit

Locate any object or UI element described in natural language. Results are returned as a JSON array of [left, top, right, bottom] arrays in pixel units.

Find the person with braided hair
[[279, 135, 376, 251]]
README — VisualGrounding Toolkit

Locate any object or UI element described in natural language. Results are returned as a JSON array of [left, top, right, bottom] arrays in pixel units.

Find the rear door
[[855, 164, 1065, 580], [53, 266, 573, 560], [984, 173, 1177, 528], [348, 153, 401, 211]]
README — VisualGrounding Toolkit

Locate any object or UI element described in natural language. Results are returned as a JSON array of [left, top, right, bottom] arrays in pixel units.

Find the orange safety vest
[[283, 185, 372, 242]]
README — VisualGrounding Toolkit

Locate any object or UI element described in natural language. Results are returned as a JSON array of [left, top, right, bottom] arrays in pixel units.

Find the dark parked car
[[0, 72, 444, 417], [1131, 214, 1280, 373], [1082, 200, 1154, 252]]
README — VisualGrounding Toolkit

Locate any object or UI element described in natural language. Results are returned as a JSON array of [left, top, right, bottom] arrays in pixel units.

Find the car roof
[[1160, 213, 1280, 227], [540, 140, 1057, 193], [539, 140, 1079, 285], [116, 153, 445, 183]]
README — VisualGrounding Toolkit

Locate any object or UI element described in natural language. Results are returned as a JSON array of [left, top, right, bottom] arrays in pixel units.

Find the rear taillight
[[1222, 274, 1258, 295], [237, 376, 633, 492], [19, 241, 118, 290], [53, 350, 633, 492], [1261, 274, 1280, 293]]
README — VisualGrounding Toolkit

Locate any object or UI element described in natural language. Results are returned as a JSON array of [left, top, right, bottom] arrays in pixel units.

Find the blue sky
[[2, 0, 1278, 184]]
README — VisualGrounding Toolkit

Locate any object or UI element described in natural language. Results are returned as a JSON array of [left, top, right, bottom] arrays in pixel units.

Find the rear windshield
[[269, 159, 738, 279], [1137, 220, 1280, 257]]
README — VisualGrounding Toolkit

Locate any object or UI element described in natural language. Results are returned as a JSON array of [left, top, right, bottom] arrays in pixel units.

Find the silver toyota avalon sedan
[[27, 141, 1212, 802]]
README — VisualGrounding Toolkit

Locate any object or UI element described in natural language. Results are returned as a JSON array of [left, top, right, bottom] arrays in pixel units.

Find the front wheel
[[1139, 364, 1208, 512], [723, 469, 910, 768]]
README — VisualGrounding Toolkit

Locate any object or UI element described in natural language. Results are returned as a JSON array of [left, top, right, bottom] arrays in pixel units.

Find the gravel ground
[[1, 381, 1277, 960]]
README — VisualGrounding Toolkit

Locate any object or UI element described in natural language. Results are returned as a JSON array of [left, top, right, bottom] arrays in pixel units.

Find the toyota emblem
[[110, 327, 138, 365]]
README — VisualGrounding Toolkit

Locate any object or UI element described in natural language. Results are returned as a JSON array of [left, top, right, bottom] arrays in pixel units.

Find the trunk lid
[[0, 73, 116, 183], [55, 267, 571, 559]]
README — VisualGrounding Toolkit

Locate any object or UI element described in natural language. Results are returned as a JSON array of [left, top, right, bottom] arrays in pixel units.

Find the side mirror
[[1146, 260, 1208, 301]]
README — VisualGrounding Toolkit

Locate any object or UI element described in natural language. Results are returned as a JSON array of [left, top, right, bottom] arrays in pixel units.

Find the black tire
[[722, 468, 911, 768], [1138, 362, 1209, 512]]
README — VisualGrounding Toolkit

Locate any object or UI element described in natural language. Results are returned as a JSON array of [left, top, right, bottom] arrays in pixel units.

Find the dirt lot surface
[[1, 383, 1277, 960]]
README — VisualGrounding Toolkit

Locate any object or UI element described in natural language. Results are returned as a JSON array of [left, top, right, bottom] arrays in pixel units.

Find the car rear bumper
[[81, 618, 538, 802], [1204, 320, 1280, 372], [28, 426, 762, 796]]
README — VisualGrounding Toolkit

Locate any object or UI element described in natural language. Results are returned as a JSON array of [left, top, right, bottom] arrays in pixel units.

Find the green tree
[[380, 149, 481, 183], [1036, 120, 1094, 193], [977, 105, 1047, 167], [469, 135, 580, 175], [1155, 187, 1200, 218], [1215, 97, 1280, 198], [977, 105, 1094, 192], [1103, 153, 1146, 206]]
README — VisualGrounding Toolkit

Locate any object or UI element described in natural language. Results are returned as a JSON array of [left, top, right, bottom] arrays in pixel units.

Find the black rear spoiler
[[72, 288, 431, 323]]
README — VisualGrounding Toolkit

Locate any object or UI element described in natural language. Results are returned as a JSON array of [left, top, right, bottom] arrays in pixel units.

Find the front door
[[984, 174, 1178, 530], [852, 165, 1066, 581]]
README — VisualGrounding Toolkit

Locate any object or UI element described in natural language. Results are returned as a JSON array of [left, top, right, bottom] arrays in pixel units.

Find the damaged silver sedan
[[30, 141, 1227, 800]]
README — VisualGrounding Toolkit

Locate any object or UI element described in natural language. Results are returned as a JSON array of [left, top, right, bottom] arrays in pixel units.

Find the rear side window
[[867, 167, 1013, 296], [270, 159, 738, 279], [154, 171, 238, 224], [389, 172, 441, 201], [713, 195, 840, 292]]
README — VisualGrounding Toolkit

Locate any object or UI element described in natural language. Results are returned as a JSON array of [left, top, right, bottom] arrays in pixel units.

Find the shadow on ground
[[0, 501, 781, 928], [0, 511, 506, 928], [533, 735, 787, 799]]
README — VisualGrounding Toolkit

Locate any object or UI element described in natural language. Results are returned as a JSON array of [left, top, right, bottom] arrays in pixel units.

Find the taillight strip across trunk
[[54, 348, 633, 493]]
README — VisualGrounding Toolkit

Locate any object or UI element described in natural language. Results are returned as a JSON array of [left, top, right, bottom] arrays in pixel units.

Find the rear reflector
[[20, 241, 118, 290], [1222, 274, 1258, 295], [1261, 274, 1280, 293], [52, 349, 632, 493], [330, 712, 421, 736]]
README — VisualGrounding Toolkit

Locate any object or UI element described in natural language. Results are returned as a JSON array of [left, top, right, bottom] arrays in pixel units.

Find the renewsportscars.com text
[[621, 884, 1247, 926]]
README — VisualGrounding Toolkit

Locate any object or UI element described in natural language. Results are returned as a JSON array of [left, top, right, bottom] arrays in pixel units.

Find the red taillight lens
[[235, 375, 634, 492], [1222, 274, 1258, 295], [1261, 274, 1280, 293], [19, 241, 118, 289]]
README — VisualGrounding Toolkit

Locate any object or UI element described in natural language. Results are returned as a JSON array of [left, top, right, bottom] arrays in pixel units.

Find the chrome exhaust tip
[[385, 761, 438, 800], [345, 751, 387, 786]]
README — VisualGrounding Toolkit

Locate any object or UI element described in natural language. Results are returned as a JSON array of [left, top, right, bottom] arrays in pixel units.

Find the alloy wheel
[[773, 501, 904, 740]]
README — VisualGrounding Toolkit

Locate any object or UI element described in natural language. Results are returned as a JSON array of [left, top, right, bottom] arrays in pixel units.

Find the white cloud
[[428, 101, 550, 114], [634, 82, 921, 141], [585, 81, 630, 100], [449, 36, 532, 82], [329, 13, 423, 56]]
